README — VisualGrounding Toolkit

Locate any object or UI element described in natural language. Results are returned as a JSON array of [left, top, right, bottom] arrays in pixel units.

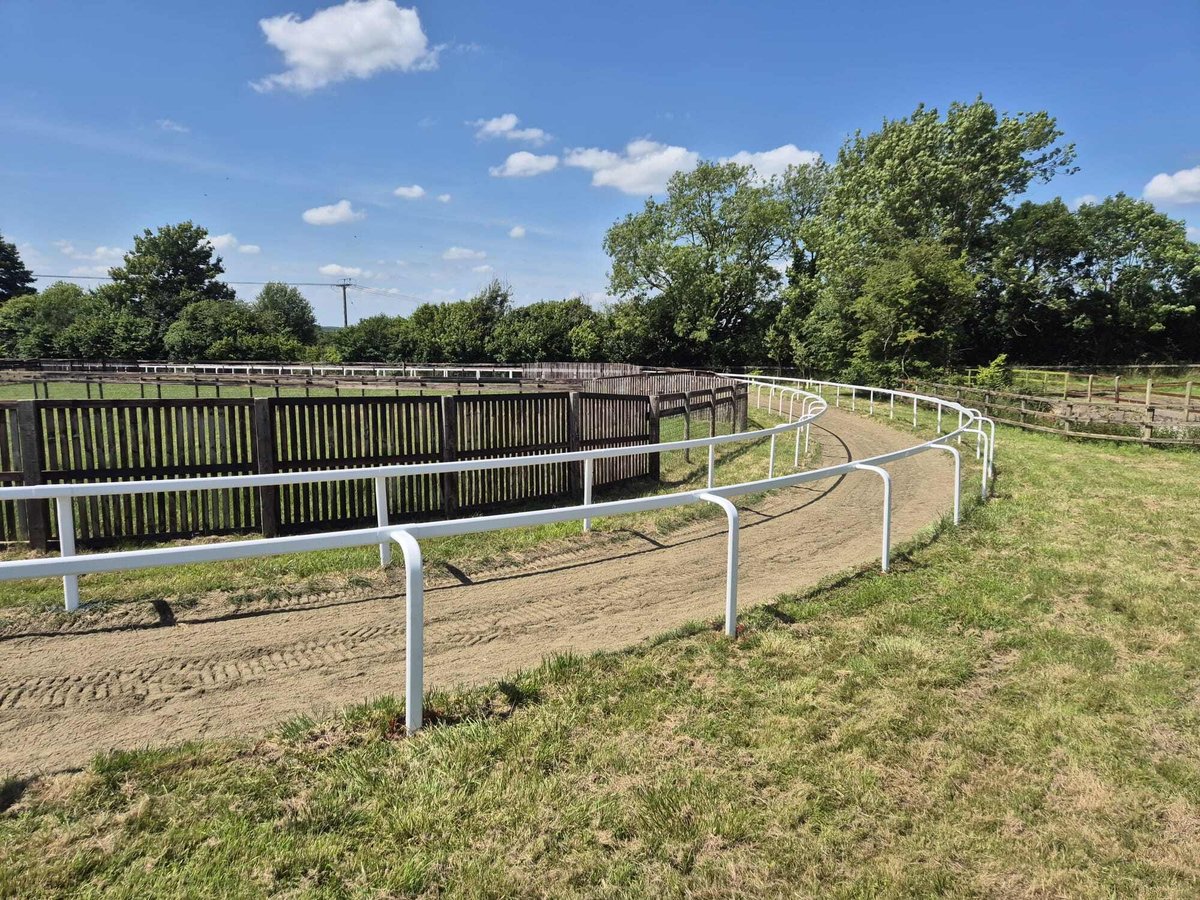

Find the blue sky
[[2, 0, 1198, 326]]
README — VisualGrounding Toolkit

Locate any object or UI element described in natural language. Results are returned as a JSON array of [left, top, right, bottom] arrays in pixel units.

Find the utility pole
[[338, 279, 352, 327]]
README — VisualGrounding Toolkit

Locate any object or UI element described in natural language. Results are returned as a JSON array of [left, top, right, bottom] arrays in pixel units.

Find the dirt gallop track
[[0, 409, 956, 774]]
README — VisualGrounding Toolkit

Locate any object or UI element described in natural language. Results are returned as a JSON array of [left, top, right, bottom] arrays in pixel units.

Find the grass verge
[[1, 425, 1198, 896]]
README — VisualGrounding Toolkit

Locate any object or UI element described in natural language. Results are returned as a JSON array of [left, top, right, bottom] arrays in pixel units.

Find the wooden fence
[[0, 384, 747, 550], [907, 380, 1200, 448]]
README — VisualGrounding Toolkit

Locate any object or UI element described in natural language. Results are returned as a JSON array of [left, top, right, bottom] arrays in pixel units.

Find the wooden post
[[683, 394, 692, 462], [1144, 379, 1153, 410], [648, 394, 661, 481], [1062, 372, 1069, 400], [1086, 374, 1093, 402], [440, 395, 458, 519], [16, 401, 49, 552], [1185, 381, 1193, 423], [708, 390, 716, 439], [567, 392, 583, 500], [252, 398, 279, 538], [1114, 376, 1121, 405]]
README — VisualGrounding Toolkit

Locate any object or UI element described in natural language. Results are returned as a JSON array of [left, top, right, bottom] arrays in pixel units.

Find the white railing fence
[[0, 377, 993, 734]]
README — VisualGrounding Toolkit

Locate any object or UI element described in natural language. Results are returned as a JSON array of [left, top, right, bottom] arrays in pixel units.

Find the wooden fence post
[[16, 401, 49, 552], [683, 393, 692, 462], [252, 398, 279, 538], [567, 391, 583, 500], [648, 395, 661, 481], [1144, 379, 1153, 410], [1185, 382, 1194, 423], [440, 394, 458, 519], [708, 390, 716, 439]]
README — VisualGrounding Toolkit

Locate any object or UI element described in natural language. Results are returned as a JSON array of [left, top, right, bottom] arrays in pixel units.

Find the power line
[[32, 273, 345, 288]]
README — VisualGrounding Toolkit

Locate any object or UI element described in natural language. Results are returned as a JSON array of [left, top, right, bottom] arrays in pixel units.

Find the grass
[[0, 407, 807, 614], [2, 423, 1199, 895]]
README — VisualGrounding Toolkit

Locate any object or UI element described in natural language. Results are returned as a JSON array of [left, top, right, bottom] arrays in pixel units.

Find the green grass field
[[2, 421, 1198, 896]]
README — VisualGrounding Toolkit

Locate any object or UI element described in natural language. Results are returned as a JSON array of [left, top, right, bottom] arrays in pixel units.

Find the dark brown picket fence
[[0, 384, 747, 550]]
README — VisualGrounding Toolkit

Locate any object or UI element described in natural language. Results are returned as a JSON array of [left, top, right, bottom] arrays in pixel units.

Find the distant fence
[[0, 385, 748, 550], [0, 359, 648, 381], [908, 380, 1200, 447]]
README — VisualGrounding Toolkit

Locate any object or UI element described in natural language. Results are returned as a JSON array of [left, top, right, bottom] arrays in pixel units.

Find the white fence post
[[700, 493, 739, 638], [768, 434, 776, 479], [707, 444, 716, 489], [912, 396, 919, 428], [931, 443, 962, 525], [374, 476, 391, 567], [55, 497, 80, 612], [854, 464, 892, 573], [392, 530, 424, 734]]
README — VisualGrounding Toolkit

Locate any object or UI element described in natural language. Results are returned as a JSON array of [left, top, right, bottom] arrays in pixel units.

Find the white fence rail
[[0, 377, 993, 734]]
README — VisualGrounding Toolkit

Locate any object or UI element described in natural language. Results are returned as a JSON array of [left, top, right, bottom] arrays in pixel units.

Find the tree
[[107, 222, 235, 348], [1070, 195, 1200, 363], [850, 241, 977, 380], [253, 282, 319, 344], [487, 297, 600, 362], [331, 314, 403, 362], [0, 282, 153, 360], [604, 160, 824, 366], [0, 232, 34, 304], [785, 98, 1077, 374], [438, 280, 511, 362], [162, 299, 294, 361]]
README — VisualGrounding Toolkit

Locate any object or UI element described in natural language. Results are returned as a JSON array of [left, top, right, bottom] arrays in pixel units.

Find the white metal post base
[[853, 464, 892, 572], [391, 530, 424, 734], [699, 493, 739, 637]]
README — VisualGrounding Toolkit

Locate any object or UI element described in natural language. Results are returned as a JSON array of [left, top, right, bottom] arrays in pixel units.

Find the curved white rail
[[0, 376, 992, 733]]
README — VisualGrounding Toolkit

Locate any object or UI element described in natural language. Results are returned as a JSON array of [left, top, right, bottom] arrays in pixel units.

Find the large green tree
[[486, 297, 600, 362], [604, 160, 826, 366], [787, 98, 1077, 374], [253, 282, 319, 344], [0, 231, 35, 305], [0, 282, 153, 359], [107, 222, 235, 349]]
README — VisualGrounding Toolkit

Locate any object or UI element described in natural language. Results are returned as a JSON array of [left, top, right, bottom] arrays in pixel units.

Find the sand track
[[0, 409, 955, 775]]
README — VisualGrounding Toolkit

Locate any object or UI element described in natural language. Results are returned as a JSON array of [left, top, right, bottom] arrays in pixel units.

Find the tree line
[[1, 97, 1197, 378]]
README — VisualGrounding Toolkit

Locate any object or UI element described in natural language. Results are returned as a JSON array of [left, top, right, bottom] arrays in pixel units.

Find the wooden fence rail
[[0, 385, 747, 550]]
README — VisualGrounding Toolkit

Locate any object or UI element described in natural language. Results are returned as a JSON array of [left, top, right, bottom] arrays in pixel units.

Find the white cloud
[[318, 263, 363, 277], [205, 233, 263, 254], [489, 151, 559, 178], [508, 225, 526, 239], [443, 246, 486, 261], [472, 264, 494, 273], [1069, 194, 1100, 210], [207, 233, 240, 251], [720, 144, 820, 180], [1144, 165, 1200, 204], [564, 139, 698, 195], [394, 183, 425, 199], [302, 199, 364, 225], [471, 113, 550, 145], [437, 193, 451, 203], [253, 0, 438, 93], [54, 241, 124, 262], [156, 118, 190, 134]]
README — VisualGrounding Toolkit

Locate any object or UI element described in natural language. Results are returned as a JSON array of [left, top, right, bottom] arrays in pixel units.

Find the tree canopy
[[0, 232, 35, 305]]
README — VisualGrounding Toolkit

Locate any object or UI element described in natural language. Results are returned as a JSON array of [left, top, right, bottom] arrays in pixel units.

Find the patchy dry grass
[[2, 427, 1199, 897]]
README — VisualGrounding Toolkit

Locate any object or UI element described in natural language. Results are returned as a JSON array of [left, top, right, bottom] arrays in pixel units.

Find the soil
[[0, 408, 956, 775]]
